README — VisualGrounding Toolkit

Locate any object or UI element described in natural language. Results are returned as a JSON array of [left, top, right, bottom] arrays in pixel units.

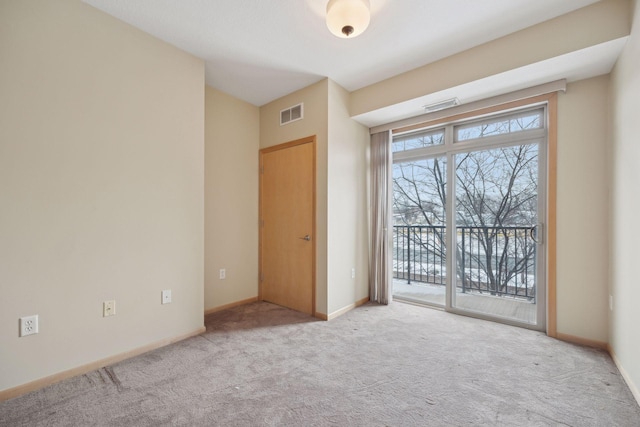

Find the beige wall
[[259, 80, 329, 314], [327, 81, 370, 315], [556, 77, 611, 342], [344, 0, 632, 345], [205, 87, 259, 311], [0, 0, 204, 393], [351, 0, 630, 117], [345, 3, 631, 344], [2, 0, 634, 401], [259, 79, 371, 316], [610, 0, 640, 401]]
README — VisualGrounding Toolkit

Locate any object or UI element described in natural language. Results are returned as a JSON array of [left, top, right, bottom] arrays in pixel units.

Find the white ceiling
[[83, 0, 613, 122]]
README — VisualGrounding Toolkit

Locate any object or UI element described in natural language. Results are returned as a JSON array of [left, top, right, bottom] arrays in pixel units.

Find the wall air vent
[[280, 103, 304, 126], [423, 98, 460, 113]]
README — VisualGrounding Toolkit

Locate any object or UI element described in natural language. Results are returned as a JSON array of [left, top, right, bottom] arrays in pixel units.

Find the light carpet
[[1, 301, 639, 426]]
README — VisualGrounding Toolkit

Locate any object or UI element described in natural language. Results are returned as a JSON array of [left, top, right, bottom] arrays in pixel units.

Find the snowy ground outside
[[393, 279, 537, 324], [393, 260, 535, 290]]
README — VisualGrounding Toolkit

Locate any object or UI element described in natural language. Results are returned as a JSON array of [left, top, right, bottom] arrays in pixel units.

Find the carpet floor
[[1, 301, 639, 426]]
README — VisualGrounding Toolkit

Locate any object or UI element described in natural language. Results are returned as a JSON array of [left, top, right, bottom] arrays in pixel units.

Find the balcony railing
[[393, 225, 536, 301]]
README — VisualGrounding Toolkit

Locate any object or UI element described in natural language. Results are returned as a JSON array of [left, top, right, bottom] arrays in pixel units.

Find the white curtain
[[369, 130, 393, 304]]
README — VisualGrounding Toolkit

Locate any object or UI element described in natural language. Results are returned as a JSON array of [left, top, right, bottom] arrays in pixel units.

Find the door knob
[[299, 234, 311, 241]]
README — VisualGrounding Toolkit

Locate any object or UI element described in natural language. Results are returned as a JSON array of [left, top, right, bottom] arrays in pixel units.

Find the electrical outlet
[[19, 315, 39, 337], [351, 268, 356, 279], [103, 300, 116, 317], [219, 269, 226, 280], [162, 289, 172, 304]]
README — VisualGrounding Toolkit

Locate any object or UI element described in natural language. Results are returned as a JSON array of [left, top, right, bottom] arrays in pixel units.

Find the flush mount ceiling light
[[326, 0, 370, 38]]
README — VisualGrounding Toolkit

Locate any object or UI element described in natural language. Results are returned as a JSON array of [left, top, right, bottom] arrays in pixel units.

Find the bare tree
[[393, 132, 448, 284], [454, 144, 538, 298], [393, 113, 540, 299]]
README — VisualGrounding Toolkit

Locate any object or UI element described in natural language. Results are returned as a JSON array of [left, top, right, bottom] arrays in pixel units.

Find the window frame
[[393, 105, 546, 163], [390, 94, 558, 336], [454, 108, 545, 143]]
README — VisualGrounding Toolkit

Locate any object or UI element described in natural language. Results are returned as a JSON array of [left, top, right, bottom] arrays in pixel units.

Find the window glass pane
[[392, 129, 444, 153], [453, 143, 539, 324], [390, 103, 547, 328], [393, 157, 447, 306], [455, 109, 543, 142], [393, 158, 447, 226]]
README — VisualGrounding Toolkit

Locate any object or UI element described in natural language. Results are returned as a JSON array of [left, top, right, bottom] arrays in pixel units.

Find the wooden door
[[259, 137, 315, 315]]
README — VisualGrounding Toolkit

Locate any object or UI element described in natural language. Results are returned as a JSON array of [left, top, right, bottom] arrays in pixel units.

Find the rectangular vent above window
[[280, 103, 303, 126]]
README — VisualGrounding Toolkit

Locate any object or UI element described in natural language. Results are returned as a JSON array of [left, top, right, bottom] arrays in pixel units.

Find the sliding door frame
[[391, 93, 558, 336]]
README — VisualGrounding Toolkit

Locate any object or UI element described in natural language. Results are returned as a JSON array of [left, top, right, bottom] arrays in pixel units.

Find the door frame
[[445, 136, 547, 332], [390, 93, 557, 336], [258, 136, 317, 316]]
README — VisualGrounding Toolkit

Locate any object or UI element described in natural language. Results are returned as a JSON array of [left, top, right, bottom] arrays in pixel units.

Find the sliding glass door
[[392, 106, 547, 330], [452, 142, 544, 326], [393, 156, 447, 306]]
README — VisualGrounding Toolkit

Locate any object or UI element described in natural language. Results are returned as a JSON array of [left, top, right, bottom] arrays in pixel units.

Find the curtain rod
[[369, 79, 566, 135]]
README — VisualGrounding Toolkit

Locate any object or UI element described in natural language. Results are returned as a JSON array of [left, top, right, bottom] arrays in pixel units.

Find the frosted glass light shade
[[326, 0, 370, 38]]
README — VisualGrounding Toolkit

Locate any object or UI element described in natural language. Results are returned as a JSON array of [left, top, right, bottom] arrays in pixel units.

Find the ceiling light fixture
[[326, 0, 370, 39]]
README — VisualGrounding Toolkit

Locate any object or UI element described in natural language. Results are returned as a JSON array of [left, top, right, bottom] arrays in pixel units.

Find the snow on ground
[[393, 260, 535, 290]]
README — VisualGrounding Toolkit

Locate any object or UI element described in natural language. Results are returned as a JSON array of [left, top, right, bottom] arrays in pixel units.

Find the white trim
[[370, 80, 566, 135]]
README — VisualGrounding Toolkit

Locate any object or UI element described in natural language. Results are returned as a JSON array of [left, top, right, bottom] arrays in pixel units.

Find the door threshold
[[393, 295, 445, 311]]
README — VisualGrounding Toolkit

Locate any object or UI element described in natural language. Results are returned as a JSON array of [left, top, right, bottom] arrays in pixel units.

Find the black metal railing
[[393, 225, 536, 301], [394, 225, 446, 285]]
